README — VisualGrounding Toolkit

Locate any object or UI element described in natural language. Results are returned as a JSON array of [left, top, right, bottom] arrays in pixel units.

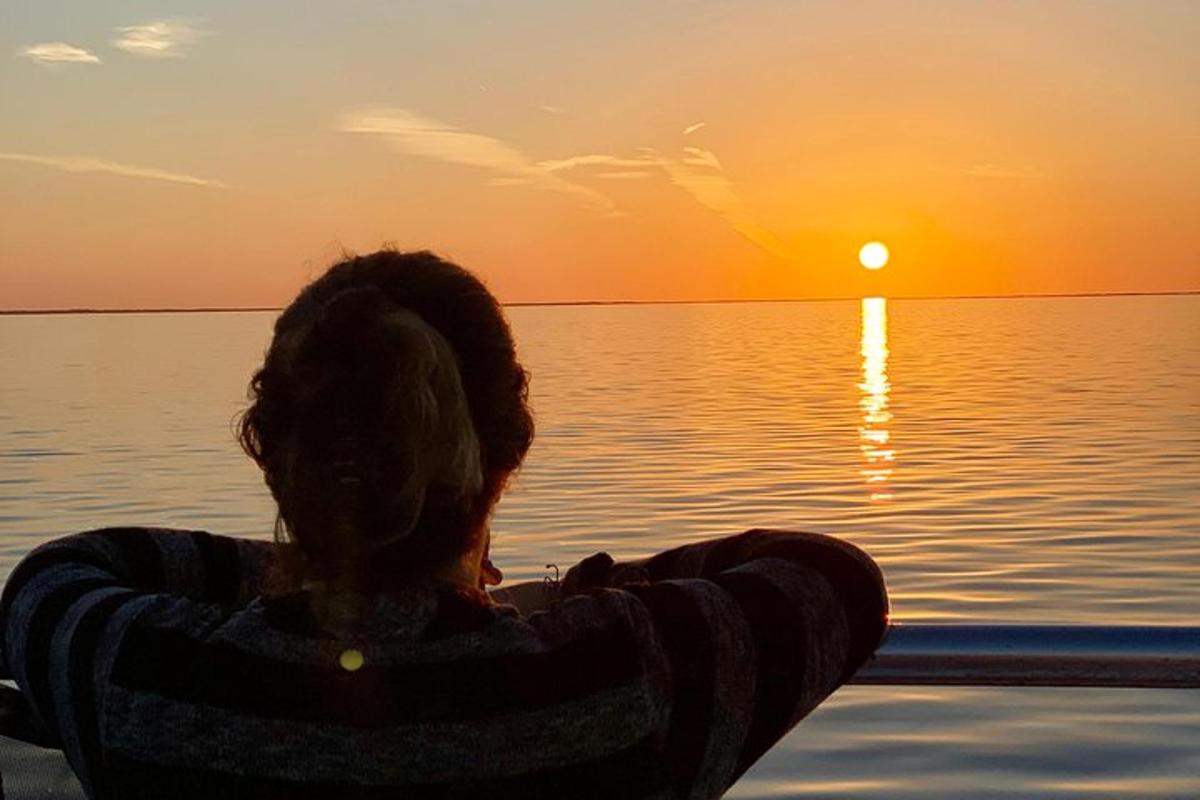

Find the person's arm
[[556, 529, 888, 796], [487, 579, 559, 614], [641, 529, 887, 677], [1, 527, 280, 618], [0, 527, 282, 792]]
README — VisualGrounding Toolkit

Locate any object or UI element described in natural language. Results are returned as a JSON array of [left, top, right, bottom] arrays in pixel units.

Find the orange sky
[[1, 2, 1197, 309]]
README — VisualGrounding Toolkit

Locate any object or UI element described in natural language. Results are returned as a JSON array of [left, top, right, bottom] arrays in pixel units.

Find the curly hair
[[236, 250, 533, 593]]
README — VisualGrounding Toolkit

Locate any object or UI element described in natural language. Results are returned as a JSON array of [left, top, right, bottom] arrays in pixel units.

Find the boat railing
[[852, 624, 1200, 689]]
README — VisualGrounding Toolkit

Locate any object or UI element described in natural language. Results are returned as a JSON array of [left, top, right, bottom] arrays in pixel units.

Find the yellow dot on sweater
[[339, 649, 364, 672]]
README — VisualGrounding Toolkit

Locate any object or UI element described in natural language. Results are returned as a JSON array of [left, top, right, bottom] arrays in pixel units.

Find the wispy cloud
[[595, 171, 657, 180], [18, 42, 101, 65], [651, 150, 791, 260], [0, 152, 229, 189], [337, 106, 613, 212], [965, 163, 1038, 180], [339, 106, 789, 258], [541, 105, 567, 115], [540, 144, 789, 259], [112, 20, 207, 58], [538, 154, 658, 173], [682, 122, 707, 136], [681, 147, 722, 170]]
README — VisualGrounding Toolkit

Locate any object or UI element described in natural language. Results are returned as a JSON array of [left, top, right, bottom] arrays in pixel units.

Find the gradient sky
[[1, 1, 1197, 308]]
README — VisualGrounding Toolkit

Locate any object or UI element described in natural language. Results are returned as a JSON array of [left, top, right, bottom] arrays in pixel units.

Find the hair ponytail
[[237, 251, 531, 595], [310, 287, 483, 544]]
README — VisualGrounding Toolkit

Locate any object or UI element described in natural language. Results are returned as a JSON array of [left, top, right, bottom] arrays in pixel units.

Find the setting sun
[[859, 242, 890, 270]]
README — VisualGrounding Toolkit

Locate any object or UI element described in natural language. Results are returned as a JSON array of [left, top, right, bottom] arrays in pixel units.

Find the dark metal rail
[[851, 625, 1200, 688]]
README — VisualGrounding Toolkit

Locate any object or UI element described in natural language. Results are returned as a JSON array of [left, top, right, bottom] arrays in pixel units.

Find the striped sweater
[[0, 527, 887, 799]]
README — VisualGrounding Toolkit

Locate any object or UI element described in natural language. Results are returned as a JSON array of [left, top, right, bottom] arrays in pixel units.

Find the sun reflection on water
[[859, 297, 894, 501]]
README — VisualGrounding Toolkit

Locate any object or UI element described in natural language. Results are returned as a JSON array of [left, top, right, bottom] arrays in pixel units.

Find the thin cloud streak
[[682, 122, 707, 136], [652, 153, 791, 261], [18, 43, 101, 64], [339, 106, 788, 257], [112, 21, 207, 58], [0, 152, 229, 189], [338, 106, 613, 212], [682, 147, 722, 170], [538, 154, 658, 172], [595, 171, 657, 180], [540, 144, 789, 260]]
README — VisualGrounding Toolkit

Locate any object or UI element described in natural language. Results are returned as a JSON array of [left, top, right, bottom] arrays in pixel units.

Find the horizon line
[[1, 289, 1197, 316]]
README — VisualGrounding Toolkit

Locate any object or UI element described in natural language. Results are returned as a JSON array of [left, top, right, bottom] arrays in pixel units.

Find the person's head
[[237, 250, 533, 595]]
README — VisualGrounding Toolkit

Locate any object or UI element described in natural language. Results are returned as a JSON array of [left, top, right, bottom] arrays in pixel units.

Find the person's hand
[[561, 552, 651, 595]]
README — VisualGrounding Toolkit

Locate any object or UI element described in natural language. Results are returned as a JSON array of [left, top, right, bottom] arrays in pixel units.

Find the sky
[[1, 1, 1197, 309]]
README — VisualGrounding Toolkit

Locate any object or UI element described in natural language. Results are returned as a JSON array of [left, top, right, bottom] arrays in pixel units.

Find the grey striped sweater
[[0, 528, 888, 798]]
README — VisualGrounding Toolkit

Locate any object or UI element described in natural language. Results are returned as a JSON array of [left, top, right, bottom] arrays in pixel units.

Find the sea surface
[[1, 295, 1197, 798]]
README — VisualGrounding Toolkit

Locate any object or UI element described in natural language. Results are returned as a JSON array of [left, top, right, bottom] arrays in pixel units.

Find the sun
[[859, 242, 889, 270]]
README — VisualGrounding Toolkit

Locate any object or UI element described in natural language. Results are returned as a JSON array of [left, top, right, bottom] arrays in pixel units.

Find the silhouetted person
[[0, 250, 888, 798]]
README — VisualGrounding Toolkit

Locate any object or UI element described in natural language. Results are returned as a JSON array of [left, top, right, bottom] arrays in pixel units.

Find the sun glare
[[859, 242, 889, 270]]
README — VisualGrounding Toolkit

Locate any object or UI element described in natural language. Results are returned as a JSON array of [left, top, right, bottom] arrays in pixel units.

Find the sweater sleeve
[[0, 527, 279, 795], [641, 529, 889, 680], [570, 529, 889, 798]]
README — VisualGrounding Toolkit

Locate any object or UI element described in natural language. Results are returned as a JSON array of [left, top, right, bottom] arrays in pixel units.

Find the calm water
[[1, 296, 1197, 798]]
